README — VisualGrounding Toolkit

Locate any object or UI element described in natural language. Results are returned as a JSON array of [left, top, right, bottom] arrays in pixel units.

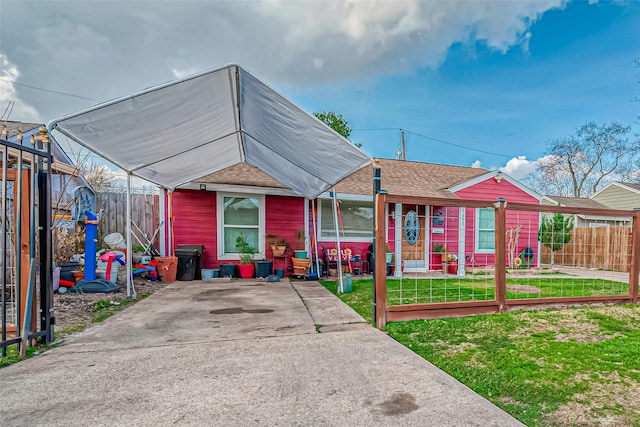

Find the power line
[[353, 127, 514, 160], [0, 77, 101, 102], [406, 130, 513, 159]]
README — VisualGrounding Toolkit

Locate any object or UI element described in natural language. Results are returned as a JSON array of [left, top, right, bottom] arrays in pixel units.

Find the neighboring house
[[591, 182, 640, 211], [168, 159, 542, 274], [541, 195, 626, 227]]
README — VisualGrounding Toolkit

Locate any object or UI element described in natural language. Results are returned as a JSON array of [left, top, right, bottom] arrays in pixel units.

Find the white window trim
[[475, 208, 495, 254], [317, 198, 373, 243], [216, 192, 265, 261]]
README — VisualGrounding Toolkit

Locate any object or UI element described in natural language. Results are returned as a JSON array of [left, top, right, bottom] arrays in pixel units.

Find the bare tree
[[635, 57, 640, 121], [528, 122, 638, 198]]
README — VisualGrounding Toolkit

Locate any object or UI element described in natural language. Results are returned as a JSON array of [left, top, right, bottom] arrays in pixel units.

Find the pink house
[[166, 158, 542, 276]]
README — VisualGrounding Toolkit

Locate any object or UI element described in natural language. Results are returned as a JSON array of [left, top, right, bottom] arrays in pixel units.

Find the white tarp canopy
[[48, 64, 371, 198]]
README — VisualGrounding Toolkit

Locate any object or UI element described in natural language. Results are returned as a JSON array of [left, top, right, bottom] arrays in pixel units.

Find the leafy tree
[[538, 213, 574, 267], [313, 111, 362, 148], [527, 121, 639, 197]]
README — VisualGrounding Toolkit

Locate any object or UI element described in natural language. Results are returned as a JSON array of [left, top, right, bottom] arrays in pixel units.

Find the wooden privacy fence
[[374, 193, 640, 329], [539, 226, 633, 271], [96, 192, 160, 247]]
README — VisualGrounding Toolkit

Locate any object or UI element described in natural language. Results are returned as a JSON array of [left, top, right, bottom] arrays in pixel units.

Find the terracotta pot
[[447, 264, 458, 275], [271, 245, 287, 257], [238, 263, 255, 278]]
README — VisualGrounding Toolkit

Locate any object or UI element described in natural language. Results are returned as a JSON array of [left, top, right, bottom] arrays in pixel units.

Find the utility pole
[[401, 129, 406, 160]]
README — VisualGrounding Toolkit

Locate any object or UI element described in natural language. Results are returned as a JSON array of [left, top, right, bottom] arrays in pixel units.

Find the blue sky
[[288, 1, 640, 176], [1, 1, 639, 179]]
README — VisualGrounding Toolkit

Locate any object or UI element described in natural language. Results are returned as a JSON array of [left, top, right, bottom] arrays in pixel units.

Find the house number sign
[[404, 210, 419, 245]]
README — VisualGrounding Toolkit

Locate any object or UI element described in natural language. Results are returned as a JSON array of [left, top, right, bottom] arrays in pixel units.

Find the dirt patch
[[510, 311, 603, 342], [507, 284, 542, 294], [440, 341, 477, 356], [54, 278, 169, 334], [548, 371, 640, 426]]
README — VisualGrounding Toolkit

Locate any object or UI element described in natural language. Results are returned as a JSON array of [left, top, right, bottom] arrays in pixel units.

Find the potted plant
[[235, 235, 256, 278], [432, 243, 446, 270], [72, 264, 85, 282], [432, 242, 446, 258], [266, 233, 290, 257], [294, 229, 307, 259], [447, 253, 458, 274]]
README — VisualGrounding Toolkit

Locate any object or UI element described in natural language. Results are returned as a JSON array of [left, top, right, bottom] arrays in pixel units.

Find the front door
[[401, 205, 426, 272]]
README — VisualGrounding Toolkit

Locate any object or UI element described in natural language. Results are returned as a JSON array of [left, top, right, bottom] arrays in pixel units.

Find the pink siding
[[455, 177, 539, 204], [455, 177, 539, 266], [266, 195, 305, 257], [171, 191, 307, 269], [171, 190, 217, 268]]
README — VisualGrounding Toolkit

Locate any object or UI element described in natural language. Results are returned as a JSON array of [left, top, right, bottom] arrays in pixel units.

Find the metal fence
[[373, 193, 639, 328], [0, 126, 54, 356]]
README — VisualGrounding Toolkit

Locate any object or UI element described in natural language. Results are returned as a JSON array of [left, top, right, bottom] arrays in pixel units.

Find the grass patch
[[323, 279, 640, 426], [321, 279, 373, 323], [0, 345, 39, 368], [322, 276, 628, 315]]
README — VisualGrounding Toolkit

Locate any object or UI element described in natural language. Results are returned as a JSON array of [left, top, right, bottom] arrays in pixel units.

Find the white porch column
[[457, 207, 466, 277], [394, 203, 402, 278]]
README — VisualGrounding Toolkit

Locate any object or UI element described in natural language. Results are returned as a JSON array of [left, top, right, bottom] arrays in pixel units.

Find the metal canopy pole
[[311, 199, 320, 278], [126, 173, 133, 297], [332, 187, 344, 293]]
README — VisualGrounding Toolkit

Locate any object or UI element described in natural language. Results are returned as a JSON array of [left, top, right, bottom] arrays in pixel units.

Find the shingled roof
[[195, 158, 488, 199], [195, 163, 287, 188], [618, 183, 640, 192], [545, 195, 609, 209], [333, 159, 488, 198]]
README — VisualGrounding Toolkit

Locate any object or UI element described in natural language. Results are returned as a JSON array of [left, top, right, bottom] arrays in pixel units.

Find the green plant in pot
[[432, 243, 446, 260], [294, 229, 307, 259], [235, 235, 256, 278], [266, 233, 290, 257]]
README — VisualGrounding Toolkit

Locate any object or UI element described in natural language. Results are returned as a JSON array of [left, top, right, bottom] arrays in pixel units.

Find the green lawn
[[322, 278, 640, 426], [388, 276, 629, 304]]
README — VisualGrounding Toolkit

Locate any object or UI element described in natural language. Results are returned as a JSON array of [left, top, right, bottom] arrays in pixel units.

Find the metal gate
[[0, 124, 53, 356]]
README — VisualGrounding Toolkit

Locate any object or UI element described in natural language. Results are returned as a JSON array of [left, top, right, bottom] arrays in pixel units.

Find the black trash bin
[[177, 244, 204, 279], [176, 248, 198, 281], [255, 260, 272, 278], [219, 263, 237, 278]]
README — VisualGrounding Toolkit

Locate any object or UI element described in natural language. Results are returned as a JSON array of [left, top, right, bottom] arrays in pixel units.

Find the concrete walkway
[[0, 279, 524, 426]]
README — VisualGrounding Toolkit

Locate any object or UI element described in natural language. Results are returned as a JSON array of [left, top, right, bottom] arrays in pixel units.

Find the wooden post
[[16, 170, 35, 332], [629, 210, 640, 303], [375, 191, 388, 329], [495, 198, 507, 311]]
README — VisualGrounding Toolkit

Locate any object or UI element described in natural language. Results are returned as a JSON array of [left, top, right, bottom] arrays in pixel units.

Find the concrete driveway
[[0, 279, 524, 426]]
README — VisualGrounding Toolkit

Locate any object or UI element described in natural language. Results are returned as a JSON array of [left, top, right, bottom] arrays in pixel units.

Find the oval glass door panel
[[404, 210, 420, 245]]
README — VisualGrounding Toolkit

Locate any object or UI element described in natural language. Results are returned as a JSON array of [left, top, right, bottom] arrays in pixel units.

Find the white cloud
[[0, 55, 40, 122], [500, 156, 538, 178], [471, 160, 482, 168], [0, 0, 566, 121]]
